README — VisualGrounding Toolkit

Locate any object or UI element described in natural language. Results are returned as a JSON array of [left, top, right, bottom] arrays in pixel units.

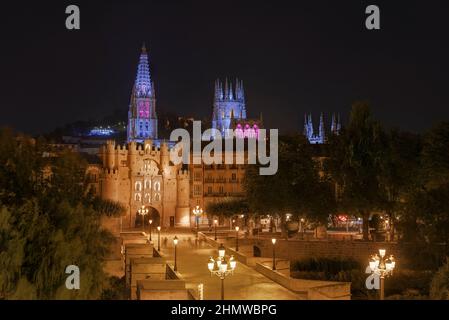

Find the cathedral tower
[[212, 78, 247, 137], [127, 44, 158, 142]]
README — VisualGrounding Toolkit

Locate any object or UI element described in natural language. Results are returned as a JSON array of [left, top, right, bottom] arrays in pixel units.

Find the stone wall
[[136, 280, 191, 300], [255, 262, 351, 300], [252, 238, 401, 266]]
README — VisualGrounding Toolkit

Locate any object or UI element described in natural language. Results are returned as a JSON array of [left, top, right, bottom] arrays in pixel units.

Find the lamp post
[[214, 219, 218, 241], [157, 226, 161, 251], [192, 206, 203, 237], [173, 236, 179, 272], [148, 219, 153, 241], [137, 205, 149, 232], [235, 226, 239, 251], [272, 238, 277, 270], [368, 249, 396, 300], [207, 244, 237, 300]]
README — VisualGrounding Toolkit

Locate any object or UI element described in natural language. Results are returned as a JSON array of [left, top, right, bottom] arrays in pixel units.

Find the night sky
[[1, 0, 448, 135]]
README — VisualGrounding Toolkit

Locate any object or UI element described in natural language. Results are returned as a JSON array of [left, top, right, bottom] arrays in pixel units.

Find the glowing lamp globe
[[218, 244, 225, 258], [208, 257, 215, 271], [229, 256, 236, 270]]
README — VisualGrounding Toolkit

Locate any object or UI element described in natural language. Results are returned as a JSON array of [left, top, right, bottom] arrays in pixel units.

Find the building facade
[[99, 139, 190, 229]]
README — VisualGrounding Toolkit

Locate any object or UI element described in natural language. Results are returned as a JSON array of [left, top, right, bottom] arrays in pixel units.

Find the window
[[194, 184, 201, 196], [208, 186, 212, 194], [231, 173, 236, 181], [219, 186, 224, 194]]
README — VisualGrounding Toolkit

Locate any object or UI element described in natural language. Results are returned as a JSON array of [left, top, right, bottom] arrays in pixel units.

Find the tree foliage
[[244, 134, 336, 224], [0, 128, 124, 299], [326, 102, 390, 239], [206, 199, 249, 218]]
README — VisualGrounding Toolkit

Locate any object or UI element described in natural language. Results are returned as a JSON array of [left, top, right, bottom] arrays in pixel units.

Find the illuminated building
[[304, 113, 341, 144], [211, 78, 262, 139], [127, 43, 158, 143]]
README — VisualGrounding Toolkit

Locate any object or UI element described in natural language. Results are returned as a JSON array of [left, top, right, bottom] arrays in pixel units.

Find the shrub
[[429, 258, 449, 300]]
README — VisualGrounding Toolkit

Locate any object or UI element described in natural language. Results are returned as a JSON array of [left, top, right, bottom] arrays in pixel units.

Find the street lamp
[[272, 238, 277, 270], [138, 205, 149, 232], [207, 245, 237, 300], [214, 219, 218, 241], [148, 219, 153, 241], [157, 226, 161, 251], [368, 249, 396, 300], [173, 236, 179, 272], [235, 226, 239, 251], [192, 205, 203, 237]]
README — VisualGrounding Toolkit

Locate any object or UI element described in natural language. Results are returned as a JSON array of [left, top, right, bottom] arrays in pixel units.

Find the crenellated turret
[[160, 140, 169, 169], [175, 169, 190, 227]]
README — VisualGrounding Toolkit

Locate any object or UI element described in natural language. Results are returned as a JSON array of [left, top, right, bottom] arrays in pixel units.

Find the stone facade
[[99, 139, 190, 228]]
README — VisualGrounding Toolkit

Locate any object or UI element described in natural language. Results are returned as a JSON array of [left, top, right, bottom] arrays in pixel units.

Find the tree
[[326, 102, 389, 240], [206, 199, 249, 219], [378, 130, 422, 239], [0, 128, 124, 299], [430, 258, 449, 300], [244, 134, 335, 229], [400, 122, 449, 247]]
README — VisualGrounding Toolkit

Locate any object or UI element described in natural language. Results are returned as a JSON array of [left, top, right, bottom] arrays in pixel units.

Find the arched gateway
[[134, 206, 161, 228]]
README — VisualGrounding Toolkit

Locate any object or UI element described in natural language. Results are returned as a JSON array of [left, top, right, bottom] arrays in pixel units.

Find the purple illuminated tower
[[127, 44, 158, 142]]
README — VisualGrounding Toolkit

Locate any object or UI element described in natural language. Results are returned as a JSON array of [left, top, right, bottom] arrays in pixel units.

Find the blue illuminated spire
[[135, 43, 152, 98]]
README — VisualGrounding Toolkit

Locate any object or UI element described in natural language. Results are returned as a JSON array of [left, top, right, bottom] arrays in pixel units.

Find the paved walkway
[[157, 230, 301, 300]]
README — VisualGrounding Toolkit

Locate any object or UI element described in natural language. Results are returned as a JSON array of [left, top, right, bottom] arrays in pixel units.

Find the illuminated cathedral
[[304, 113, 341, 144], [212, 78, 262, 139], [127, 44, 158, 143]]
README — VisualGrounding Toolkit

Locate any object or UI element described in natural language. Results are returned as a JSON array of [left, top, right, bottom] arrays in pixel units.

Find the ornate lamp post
[[207, 244, 237, 300], [368, 249, 396, 300], [157, 226, 161, 251], [148, 219, 153, 241], [138, 205, 149, 232], [272, 238, 277, 270], [214, 219, 218, 241], [192, 206, 203, 237], [235, 226, 239, 251], [173, 236, 179, 271]]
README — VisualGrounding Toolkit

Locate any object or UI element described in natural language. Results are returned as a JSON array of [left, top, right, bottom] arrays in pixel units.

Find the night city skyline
[[3, 0, 449, 309], [1, 0, 449, 135]]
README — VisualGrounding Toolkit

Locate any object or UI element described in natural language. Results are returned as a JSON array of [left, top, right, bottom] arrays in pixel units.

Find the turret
[[160, 140, 169, 169]]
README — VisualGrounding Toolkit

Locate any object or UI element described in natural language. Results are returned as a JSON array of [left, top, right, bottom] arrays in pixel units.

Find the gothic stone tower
[[303, 112, 341, 144], [127, 44, 158, 143], [211, 78, 247, 138]]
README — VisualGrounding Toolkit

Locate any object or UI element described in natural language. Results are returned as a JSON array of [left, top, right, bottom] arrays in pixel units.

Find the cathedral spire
[[319, 112, 325, 141], [135, 44, 152, 98], [229, 81, 234, 100]]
